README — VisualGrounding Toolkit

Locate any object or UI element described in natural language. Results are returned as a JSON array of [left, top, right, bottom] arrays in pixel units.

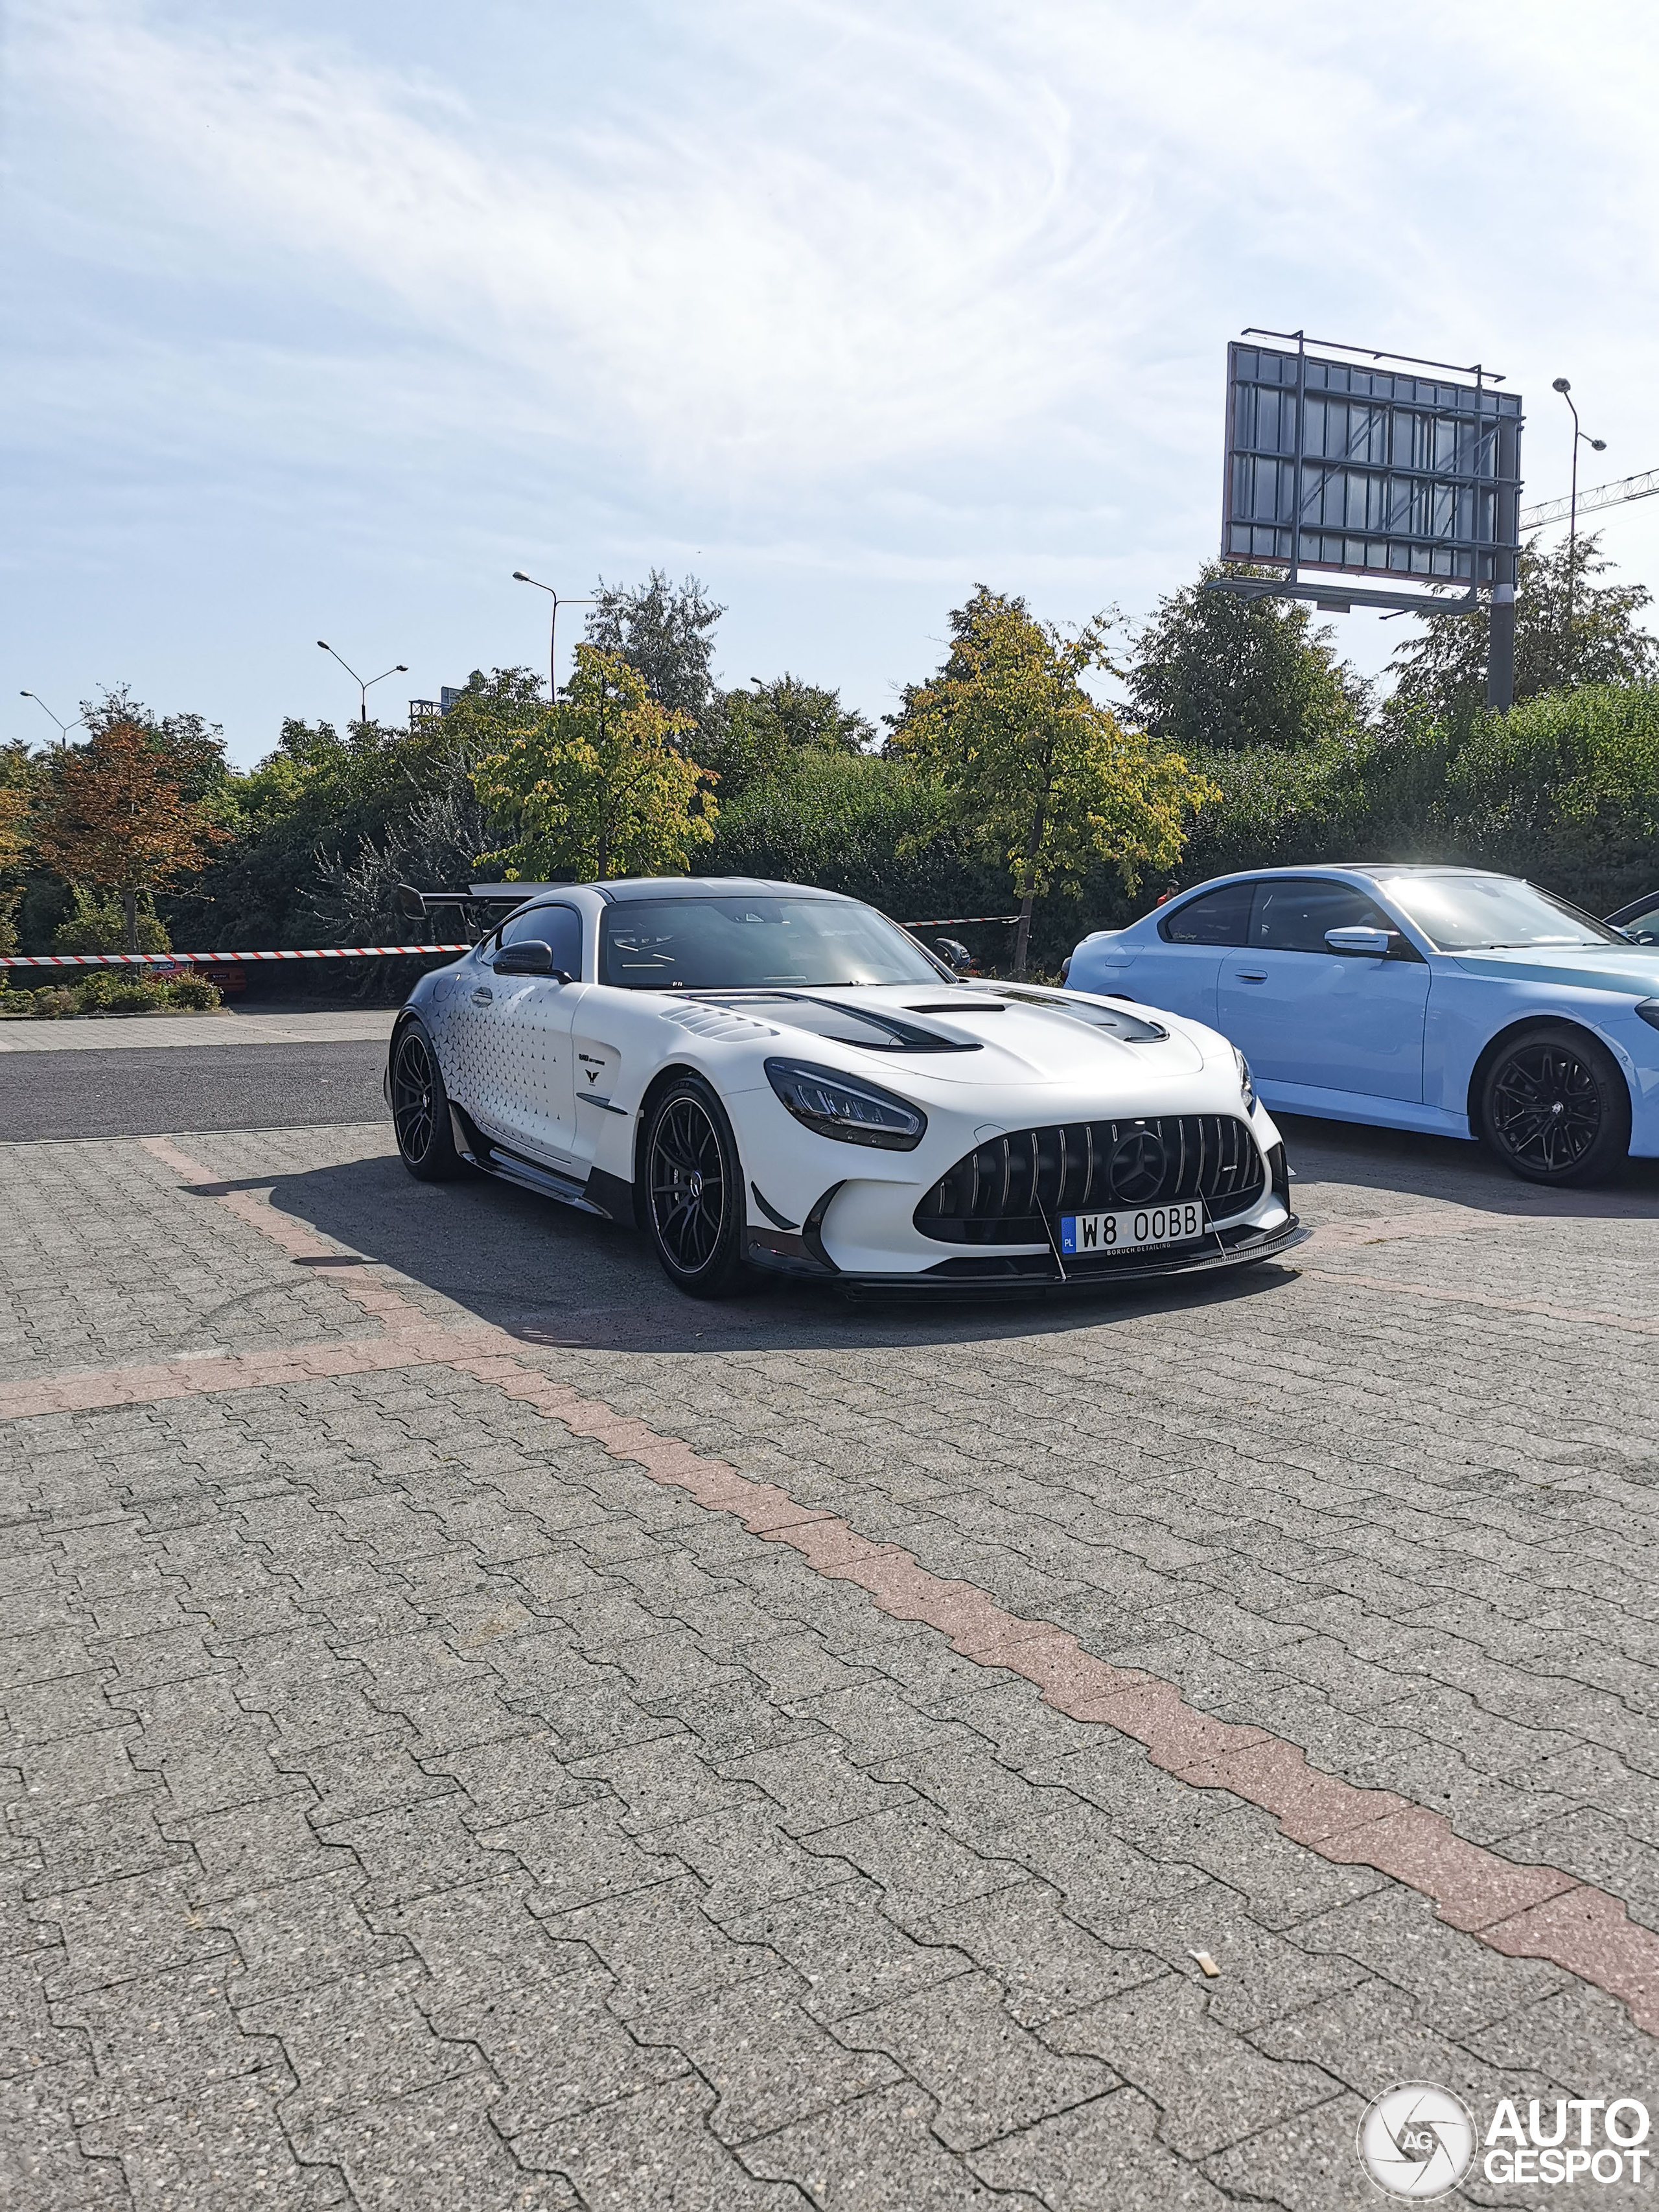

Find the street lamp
[[316, 642, 408, 728], [1550, 377, 1608, 565], [512, 572, 594, 700], [1550, 378, 1608, 672], [19, 691, 83, 751]]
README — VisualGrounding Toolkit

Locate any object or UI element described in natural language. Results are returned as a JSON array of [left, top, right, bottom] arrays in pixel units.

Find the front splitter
[[815, 1214, 1307, 1295]]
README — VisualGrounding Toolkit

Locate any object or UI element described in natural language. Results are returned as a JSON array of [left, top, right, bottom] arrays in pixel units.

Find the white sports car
[[386, 877, 1303, 1297]]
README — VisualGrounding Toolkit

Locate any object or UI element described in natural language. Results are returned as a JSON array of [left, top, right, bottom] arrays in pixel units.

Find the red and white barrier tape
[[0, 946, 470, 969]]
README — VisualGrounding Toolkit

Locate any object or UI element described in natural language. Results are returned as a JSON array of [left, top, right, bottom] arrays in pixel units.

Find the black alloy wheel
[[391, 1019, 467, 1182], [1479, 1024, 1630, 1186], [643, 1077, 749, 1296]]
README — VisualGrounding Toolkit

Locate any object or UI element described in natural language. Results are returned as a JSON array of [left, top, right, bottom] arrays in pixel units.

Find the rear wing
[[391, 882, 564, 942]]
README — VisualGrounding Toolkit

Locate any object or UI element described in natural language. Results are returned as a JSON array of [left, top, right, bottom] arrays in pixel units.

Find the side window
[[1158, 881, 1254, 945], [499, 904, 583, 975], [1250, 878, 1393, 953], [1618, 900, 1659, 946]]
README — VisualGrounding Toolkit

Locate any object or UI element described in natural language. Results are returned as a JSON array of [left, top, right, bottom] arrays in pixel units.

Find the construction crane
[[1521, 468, 1659, 532]]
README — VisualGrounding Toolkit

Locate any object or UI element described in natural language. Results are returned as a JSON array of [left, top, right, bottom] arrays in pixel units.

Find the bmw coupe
[[1067, 865, 1659, 1185]]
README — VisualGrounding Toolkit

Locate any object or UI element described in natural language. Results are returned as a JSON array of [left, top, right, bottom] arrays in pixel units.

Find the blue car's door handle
[[1233, 970, 1268, 983], [471, 986, 494, 1006]]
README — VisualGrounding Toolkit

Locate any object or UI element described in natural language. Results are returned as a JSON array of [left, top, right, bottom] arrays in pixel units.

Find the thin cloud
[[6, 0, 1659, 752]]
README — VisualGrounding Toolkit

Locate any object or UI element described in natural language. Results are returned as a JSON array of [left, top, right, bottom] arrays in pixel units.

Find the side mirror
[[1325, 925, 1395, 958], [493, 939, 562, 977], [935, 937, 972, 972]]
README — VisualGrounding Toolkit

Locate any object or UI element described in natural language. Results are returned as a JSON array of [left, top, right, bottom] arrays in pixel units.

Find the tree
[[472, 645, 717, 883], [697, 675, 874, 802], [585, 570, 725, 726], [1385, 531, 1659, 728], [891, 588, 1217, 976], [0, 742, 34, 955], [1127, 564, 1371, 752], [78, 686, 233, 804], [308, 753, 500, 946], [34, 719, 229, 951]]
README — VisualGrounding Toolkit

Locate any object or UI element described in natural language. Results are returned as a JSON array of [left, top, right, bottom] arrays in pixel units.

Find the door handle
[[471, 986, 494, 1006], [1233, 971, 1268, 984]]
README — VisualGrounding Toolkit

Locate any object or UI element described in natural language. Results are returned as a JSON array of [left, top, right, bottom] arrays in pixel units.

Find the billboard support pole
[[1486, 585, 1516, 712], [1288, 331, 1306, 588]]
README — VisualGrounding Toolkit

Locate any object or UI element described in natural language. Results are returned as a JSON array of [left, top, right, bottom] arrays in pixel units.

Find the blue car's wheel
[[1479, 1025, 1630, 1185]]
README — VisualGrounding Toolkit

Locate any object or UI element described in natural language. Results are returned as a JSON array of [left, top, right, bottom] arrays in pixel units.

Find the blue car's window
[[1250, 879, 1393, 953], [1617, 900, 1659, 946], [1157, 882, 1253, 944], [599, 897, 942, 989], [1380, 876, 1623, 952]]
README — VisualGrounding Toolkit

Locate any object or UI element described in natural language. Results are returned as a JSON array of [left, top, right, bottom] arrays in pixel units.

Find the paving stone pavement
[[2, 1114, 1658, 2209]]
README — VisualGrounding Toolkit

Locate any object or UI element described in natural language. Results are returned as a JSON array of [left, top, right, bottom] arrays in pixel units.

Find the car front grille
[[913, 1114, 1265, 1246]]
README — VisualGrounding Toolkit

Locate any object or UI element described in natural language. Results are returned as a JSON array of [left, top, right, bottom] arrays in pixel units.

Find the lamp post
[[19, 692, 83, 751], [1550, 378, 1607, 666], [512, 572, 594, 701], [316, 642, 408, 729]]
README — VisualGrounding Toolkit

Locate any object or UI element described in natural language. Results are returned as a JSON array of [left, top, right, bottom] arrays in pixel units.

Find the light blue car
[[1065, 865, 1659, 1185]]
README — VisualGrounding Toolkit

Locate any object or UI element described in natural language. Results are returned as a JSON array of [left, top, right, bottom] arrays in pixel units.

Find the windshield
[[1380, 876, 1627, 953], [599, 896, 945, 990]]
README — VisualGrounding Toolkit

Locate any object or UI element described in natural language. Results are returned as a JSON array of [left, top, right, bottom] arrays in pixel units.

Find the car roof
[[1170, 864, 1505, 893], [588, 877, 852, 905], [1605, 889, 1659, 921]]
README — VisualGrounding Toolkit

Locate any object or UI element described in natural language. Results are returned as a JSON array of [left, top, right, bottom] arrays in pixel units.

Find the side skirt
[[1255, 1080, 1472, 1141], [447, 1106, 632, 1223]]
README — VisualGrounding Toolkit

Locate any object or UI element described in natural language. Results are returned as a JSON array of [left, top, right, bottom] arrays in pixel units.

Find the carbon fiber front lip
[[830, 1213, 1306, 1293]]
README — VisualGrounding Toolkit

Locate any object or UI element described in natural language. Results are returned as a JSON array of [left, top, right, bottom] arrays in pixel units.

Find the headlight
[[1233, 1045, 1256, 1112], [765, 1058, 927, 1150], [1637, 1000, 1659, 1032]]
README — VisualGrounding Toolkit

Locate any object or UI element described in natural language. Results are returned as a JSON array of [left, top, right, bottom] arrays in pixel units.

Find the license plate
[[1060, 1200, 1208, 1255]]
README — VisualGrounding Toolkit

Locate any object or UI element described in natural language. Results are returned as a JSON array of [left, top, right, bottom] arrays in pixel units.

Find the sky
[[5, 0, 1659, 767]]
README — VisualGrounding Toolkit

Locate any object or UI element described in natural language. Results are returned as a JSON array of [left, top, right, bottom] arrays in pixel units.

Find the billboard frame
[[1207, 327, 1524, 703]]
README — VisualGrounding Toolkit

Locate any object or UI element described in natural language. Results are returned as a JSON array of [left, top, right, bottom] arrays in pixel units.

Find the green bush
[[1439, 682, 1659, 912], [168, 972, 221, 1010], [700, 749, 1030, 961], [0, 966, 223, 1017], [105, 976, 168, 1014]]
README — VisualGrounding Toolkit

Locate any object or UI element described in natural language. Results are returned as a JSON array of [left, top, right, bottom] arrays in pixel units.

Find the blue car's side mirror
[[1325, 926, 1395, 958]]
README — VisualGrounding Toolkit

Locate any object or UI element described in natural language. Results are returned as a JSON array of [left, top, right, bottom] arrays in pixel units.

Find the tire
[[641, 1075, 751, 1298], [1477, 1024, 1630, 1186], [390, 1018, 469, 1182]]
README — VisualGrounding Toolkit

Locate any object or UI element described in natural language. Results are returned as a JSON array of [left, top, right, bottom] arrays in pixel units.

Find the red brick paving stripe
[[0, 1329, 501, 1420], [114, 1139, 1659, 2037], [1482, 1887, 1659, 2031], [141, 1135, 435, 1331], [1299, 1264, 1659, 1338], [458, 1356, 1659, 2039], [1299, 1199, 1659, 1255], [1298, 1207, 1498, 1253]]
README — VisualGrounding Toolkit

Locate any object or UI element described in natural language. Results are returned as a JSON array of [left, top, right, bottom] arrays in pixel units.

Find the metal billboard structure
[[1211, 330, 1525, 705]]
